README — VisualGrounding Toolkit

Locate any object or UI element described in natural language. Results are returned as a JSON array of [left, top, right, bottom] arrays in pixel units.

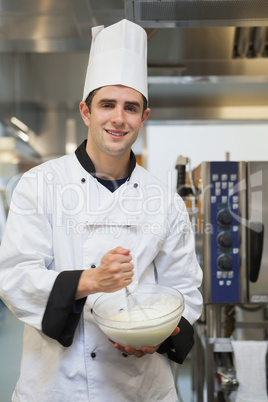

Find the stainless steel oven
[[178, 160, 268, 402], [194, 161, 268, 306]]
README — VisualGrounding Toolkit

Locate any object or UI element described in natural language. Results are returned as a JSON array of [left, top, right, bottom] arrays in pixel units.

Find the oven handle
[[248, 221, 264, 282]]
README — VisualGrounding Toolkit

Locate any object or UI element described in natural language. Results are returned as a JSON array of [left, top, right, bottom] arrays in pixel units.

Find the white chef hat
[[82, 19, 148, 102]]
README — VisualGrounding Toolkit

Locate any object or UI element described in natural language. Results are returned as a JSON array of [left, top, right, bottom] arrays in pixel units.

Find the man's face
[[80, 85, 150, 159]]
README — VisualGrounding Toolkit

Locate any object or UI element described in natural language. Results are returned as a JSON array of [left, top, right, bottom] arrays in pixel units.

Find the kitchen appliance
[[176, 160, 268, 401], [194, 161, 268, 305]]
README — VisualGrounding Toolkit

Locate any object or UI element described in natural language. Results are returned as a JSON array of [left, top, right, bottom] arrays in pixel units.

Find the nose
[[111, 105, 125, 126]]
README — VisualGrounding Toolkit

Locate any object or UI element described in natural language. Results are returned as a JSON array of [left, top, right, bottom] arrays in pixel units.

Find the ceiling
[[0, 0, 268, 158]]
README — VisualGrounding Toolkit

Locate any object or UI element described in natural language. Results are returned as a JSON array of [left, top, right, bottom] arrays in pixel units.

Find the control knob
[[217, 209, 232, 226], [217, 255, 233, 271], [217, 232, 233, 249]]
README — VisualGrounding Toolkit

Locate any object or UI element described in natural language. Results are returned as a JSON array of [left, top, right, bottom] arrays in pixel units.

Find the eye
[[125, 105, 137, 113]]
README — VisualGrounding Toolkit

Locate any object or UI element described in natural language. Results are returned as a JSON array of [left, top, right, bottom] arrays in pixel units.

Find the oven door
[[247, 161, 268, 303]]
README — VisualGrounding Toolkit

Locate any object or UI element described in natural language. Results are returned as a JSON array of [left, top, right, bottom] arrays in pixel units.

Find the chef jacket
[[0, 141, 203, 402]]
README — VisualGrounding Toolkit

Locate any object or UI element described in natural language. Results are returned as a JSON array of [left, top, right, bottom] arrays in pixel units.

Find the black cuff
[[42, 270, 86, 347], [157, 316, 194, 364]]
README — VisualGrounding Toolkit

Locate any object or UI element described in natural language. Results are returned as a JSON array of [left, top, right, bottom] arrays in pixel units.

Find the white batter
[[98, 298, 184, 349]]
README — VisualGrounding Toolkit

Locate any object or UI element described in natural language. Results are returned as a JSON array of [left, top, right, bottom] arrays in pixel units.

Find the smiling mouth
[[105, 129, 127, 137]]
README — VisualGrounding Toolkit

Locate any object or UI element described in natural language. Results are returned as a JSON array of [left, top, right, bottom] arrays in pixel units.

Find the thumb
[[171, 327, 180, 336]]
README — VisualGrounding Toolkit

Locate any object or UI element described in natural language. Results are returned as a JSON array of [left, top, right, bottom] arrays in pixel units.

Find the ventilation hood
[[0, 0, 267, 158], [124, 0, 268, 121], [125, 0, 268, 28]]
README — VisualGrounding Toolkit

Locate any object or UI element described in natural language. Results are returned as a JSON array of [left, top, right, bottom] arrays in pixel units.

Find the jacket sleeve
[[0, 170, 58, 329], [0, 169, 85, 339], [0, 170, 86, 344], [42, 270, 86, 347], [157, 316, 194, 364]]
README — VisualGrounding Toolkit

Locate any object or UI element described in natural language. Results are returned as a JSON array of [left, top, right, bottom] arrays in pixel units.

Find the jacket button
[[133, 183, 138, 188], [122, 353, 128, 357], [81, 178, 86, 183], [91, 352, 96, 358], [91, 264, 96, 268], [90, 308, 93, 314]]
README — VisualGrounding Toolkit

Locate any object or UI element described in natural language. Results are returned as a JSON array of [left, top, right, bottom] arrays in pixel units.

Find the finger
[[120, 261, 134, 272], [140, 345, 159, 354], [125, 346, 145, 358], [114, 254, 133, 264], [171, 327, 180, 336], [112, 343, 126, 353], [111, 247, 130, 255], [112, 343, 144, 358], [113, 343, 132, 355], [132, 351, 145, 358]]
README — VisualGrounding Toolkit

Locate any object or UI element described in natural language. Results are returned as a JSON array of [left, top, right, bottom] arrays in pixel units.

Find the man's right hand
[[75, 246, 134, 299]]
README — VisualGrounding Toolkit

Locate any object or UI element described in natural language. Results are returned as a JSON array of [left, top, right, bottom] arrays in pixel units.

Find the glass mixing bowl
[[93, 284, 185, 349]]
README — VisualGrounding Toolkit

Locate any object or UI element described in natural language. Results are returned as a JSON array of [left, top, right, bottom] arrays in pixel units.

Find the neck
[[86, 144, 130, 180]]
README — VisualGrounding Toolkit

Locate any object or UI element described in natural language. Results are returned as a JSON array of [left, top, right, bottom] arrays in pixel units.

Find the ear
[[79, 102, 90, 127], [140, 108, 150, 129]]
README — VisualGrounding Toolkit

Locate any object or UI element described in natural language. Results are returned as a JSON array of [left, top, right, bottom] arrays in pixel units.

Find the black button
[[91, 264, 96, 268], [90, 308, 93, 314], [91, 352, 96, 358], [122, 353, 128, 357], [133, 183, 138, 188], [81, 178, 86, 183]]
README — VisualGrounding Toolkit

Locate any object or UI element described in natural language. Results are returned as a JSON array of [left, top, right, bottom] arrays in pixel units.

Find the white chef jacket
[[0, 144, 203, 402]]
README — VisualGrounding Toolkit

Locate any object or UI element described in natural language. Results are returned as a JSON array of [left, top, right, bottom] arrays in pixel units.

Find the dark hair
[[85, 88, 148, 114], [85, 89, 100, 113]]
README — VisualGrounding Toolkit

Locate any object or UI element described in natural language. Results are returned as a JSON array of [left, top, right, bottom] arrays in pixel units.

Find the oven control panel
[[210, 162, 240, 303]]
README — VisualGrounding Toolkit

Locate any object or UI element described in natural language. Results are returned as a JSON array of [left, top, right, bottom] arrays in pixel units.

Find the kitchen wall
[[145, 123, 268, 189]]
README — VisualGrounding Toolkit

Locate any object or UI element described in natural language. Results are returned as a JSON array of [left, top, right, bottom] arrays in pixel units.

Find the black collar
[[75, 140, 136, 178]]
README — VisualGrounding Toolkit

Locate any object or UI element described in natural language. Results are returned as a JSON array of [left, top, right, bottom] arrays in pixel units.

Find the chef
[[0, 19, 203, 402]]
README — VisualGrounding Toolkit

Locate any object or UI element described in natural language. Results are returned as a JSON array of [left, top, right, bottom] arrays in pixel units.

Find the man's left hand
[[109, 326, 180, 358]]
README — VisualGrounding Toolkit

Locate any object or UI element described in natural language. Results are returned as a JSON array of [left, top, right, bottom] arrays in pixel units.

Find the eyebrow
[[98, 98, 141, 109]]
